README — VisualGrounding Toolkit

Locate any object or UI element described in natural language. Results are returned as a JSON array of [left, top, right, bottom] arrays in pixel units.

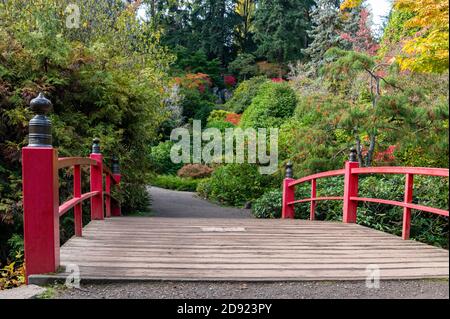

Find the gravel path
[[149, 186, 252, 218], [53, 280, 449, 299]]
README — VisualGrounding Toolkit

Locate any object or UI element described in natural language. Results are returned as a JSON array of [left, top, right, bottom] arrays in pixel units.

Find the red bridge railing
[[21, 94, 122, 281], [282, 148, 449, 240]]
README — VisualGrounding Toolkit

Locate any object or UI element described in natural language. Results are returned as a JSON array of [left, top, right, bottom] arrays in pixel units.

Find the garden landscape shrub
[[196, 163, 280, 206], [177, 164, 213, 179], [252, 189, 283, 218], [240, 82, 297, 129], [224, 76, 269, 114], [150, 175, 202, 192]]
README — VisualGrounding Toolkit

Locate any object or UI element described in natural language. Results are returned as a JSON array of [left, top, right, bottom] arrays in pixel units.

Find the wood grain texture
[[47, 217, 449, 281]]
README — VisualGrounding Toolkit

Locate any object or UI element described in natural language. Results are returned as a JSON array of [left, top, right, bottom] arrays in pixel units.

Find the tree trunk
[[355, 135, 363, 166], [150, 0, 156, 25], [366, 131, 376, 167]]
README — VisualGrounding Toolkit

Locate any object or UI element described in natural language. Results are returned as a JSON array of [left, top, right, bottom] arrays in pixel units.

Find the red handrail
[[58, 191, 99, 217], [58, 157, 98, 236], [282, 161, 449, 240], [350, 197, 449, 217], [288, 169, 345, 187], [58, 157, 97, 169], [288, 196, 344, 205], [22, 140, 122, 281], [56, 155, 121, 236], [283, 169, 346, 221], [351, 166, 448, 177]]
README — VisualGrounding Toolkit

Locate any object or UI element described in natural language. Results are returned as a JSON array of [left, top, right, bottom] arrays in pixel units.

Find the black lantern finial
[[92, 138, 101, 154], [285, 161, 293, 178], [349, 147, 358, 162], [28, 93, 53, 147], [112, 156, 120, 174]]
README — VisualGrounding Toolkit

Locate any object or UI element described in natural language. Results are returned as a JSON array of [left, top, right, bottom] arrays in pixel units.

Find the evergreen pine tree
[[302, 0, 342, 71], [253, 0, 314, 64], [157, 0, 239, 66], [340, 4, 362, 50], [339, 1, 379, 55]]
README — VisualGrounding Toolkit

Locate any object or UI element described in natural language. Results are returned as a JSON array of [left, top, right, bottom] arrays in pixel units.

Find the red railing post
[[105, 174, 111, 217], [22, 93, 59, 280], [282, 162, 295, 219], [402, 174, 414, 240], [90, 138, 104, 220], [74, 164, 82, 236], [111, 175, 122, 216], [343, 148, 359, 223], [111, 156, 121, 216], [310, 179, 316, 220]]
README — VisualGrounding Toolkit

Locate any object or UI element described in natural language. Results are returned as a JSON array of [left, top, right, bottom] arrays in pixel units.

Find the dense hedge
[[252, 189, 283, 218], [240, 82, 297, 129], [197, 163, 281, 206], [180, 87, 215, 125], [150, 175, 202, 192], [149, 141, 184, 175], [224, 76, 269, 114]]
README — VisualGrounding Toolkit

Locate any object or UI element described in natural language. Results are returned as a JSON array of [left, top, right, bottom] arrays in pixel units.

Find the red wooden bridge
[[22, 94, 449, 284]]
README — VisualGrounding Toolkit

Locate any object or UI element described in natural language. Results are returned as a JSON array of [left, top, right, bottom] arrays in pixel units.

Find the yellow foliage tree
[[235, 0, 256, 52], [395, 0, 449, 73], [340, 0, 363, 11]]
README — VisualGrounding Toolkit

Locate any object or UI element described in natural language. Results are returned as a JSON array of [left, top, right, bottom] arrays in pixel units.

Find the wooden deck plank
[[38, 217, 449, 282]]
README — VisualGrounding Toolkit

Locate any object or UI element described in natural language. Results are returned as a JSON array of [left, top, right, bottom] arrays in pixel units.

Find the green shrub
[[229, 53, 259, 81], [207, 110, 232, 122], [278, 92, 351, 174], [205, 110, 236, 132], [181, 87, 215, 125], [196, 163, 280, 206], [196, 177, 212, 199], [358, 175, 449, 248], [224, 76, 269, 114], [206, 120, 235, 131], [240, 82, 297, 129], [149, 141, 183, 175], [6, 234, 23, 261], [192, 103, 214, 125], [0, 258, 25, 290], [150, 175, 202, 192], [172, 47, 223, 86], [252, 189, 283, 218]]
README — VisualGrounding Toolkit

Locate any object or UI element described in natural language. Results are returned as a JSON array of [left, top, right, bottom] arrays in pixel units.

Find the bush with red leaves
[[374, 145, 396, 164], [224, 112, 242, 125], [173, 73, 212, 93], [271, 77, 284, 83], [224, 75, 237, 87], [177, 164, 213, 179]]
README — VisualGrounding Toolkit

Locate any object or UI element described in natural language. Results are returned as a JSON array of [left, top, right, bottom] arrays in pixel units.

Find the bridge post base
[[343, 161, 359, 223], [282, 178, 295, 219], [22, 147, 60, 282], [111, 173, 122, 216], [90, 153, 104, 220]]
